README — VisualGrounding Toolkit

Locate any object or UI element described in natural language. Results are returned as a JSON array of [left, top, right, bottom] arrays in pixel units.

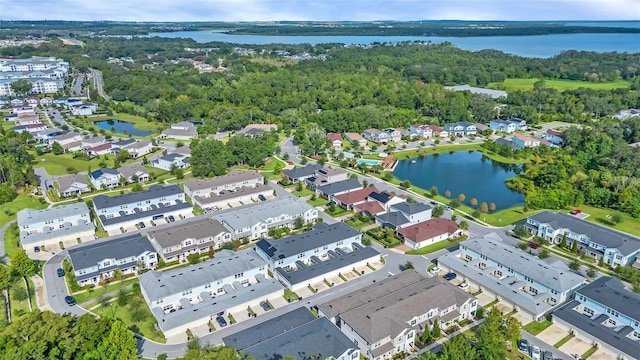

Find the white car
[[429, 266, 440, 275], [458, 282, 470, 291], [531, 346, 541, 360]]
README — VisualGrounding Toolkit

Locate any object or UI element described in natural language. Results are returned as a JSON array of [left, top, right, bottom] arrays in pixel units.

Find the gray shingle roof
[[146, 218, 228, 249], [376, 211, 410, 228], [98, 201, 192, 226], [93, 184, 183, 209], [275, 245, 380, 286], [576, 276, 640, 320], [138, 249, 268, 302], [222, 307, 316, 350], [17, 202, 89, 226], [460, 233, 586, 293], [213, 197, 315, 232], [241, 316, 357, 360], [319, 270, 473, 343], [56, 174, 89, 192], [391, 201, 432, 215], [316, 178, 361, 196], [529, 211, 640, 256], [256, 222, 360, 261], [283, 164, 322, 180], [68, 234, 154, 271], [184, 169, 262, 191], [117, 163, 148, 180], [553, 300, 640, 358]]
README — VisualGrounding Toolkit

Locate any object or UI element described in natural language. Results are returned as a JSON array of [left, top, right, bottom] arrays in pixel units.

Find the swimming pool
[[357, 159, 381, 166]]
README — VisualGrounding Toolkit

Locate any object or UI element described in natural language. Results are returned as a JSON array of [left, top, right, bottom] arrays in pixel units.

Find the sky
[[1, 0, 638, 22]]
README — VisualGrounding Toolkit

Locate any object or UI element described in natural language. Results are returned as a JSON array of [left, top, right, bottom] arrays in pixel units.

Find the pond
[[393, 151, 525, 211], [95, 119, 153, 136]]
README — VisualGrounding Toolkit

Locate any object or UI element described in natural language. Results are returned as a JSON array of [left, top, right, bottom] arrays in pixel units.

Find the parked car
[[458, 282, 470, 291], [429, 266, 440, 275], [518, 339, 529, 352], [543, 351, 554, 360], [531, 346, 541, 360], [444, 206, 453, 211], [260, 301, 271, 311], [529, 242, 539, 249], [139, 221, 146, 229], [570, 209, 582, 215], [56, 268, 65, 277], [216, 316, 227, 327], [64, 296, 76, 306], [34, 246, 40, 253], [258, 194, 266, 201], [168, 215, 175, 222], [430, 201, 437, 205], [443, 272, 457, 281]]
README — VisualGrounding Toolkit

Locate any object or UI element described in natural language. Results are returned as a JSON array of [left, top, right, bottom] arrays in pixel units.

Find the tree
[[116, 149, 130, 164], [476, 307, 507, 360], [560, 232, 567, 248], [10, 79, 31, 95], [571, 240, 578, 254], [0, 183, 18, 204], [190, 139, 231, 177], [445, 190, 451, 198], [430, 186, 439, 197], [459, 220, 469, 231], [294, 216, 304, 229], [538, 249, 550, 259], [295, 123, 327, 155], [432, 318, 441, 338], [400, 180, 411, 189], [296, 181, 303, 192], [51, 141, 64, 155], [439, 335, 477, 360], [513, 224, 530, 238], [432, 205, 444, 218], [569, 258, 581, 272], [611, 213, 623, 224], [586, 266, 597, 278], [404, 261, 414, 270], [117, 289, 129, 307], [11, 249, 34, 279], [131, 183, 143, 192], [470, 198, 478, 208], [419, 324, 432, 345], [187, 253, 200, 265], [489, 202, 496, 212], [479, 202, 489, 213], [91, 320, 138, 360], [458, 193, 466, 203]]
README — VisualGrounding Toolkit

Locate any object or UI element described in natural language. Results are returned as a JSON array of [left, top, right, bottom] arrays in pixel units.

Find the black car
[[34, 246, 41, 253], [216, 316, 227, 327], [543, 351, 554, 360], [443, 272, 457, 281], [258, 194, 266, 201], [168, 215, 175, 222], [518, 339, 529, 352], [57, 268, 65, 277], [260, 301, 271, 311], [65, 296, 76, 306], [139, 222, 146, 228]]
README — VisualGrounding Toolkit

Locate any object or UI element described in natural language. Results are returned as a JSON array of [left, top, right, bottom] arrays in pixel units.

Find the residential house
[[256, 222, 378, 291], [89, 168, 121, 190], [93, 184, 192, 235], [525, 211, 640, 267], [409, 124, 433, 139], [282, 164, 322, 183], [545, 129, 564, 146], [444, 122, 477, 136], [151, 153, 189, 171], [398, 218, 461, 250], [35, 128, 65, 144], [81, 135, 106, 149], [25, 123, 47, 133], [71, 104, 97, 116], [17, 202, 95, 253], [139, 249, 283, 337], [327, 133, 343, 149], [50, 132, 82, 148], [426, 125, 448, 137], [39, 97, 53, 106], [507, 118, 527, 130], [25, 97, 39, 107], [126, 139, 152, 158], [10, 98, 24, 106], [118, 163, 149, 183], [222, 308, 360, 360], [56, 174, 90, 197], [333, 186, 380, 209], [366, 190, 405, 213], [159, 121, 198, 140], [146, 218, 231, 262], [110, 138, 137, 153], [213, 197, 318, 240], [68, 234, 157, 286], [305, 167, 349, 189], [612, 109, 640, 120], [237, 123, 278, 137], [489, 119, 517, 133], [512, 134, 541, 148], [552, 276, 640, 360], [444, 84, 507, 99], [383, 128, 401, 142], [437, 233, 586, 320], [344, 133, 367, 148], [184, 169, 267, 211], [318, 270, 477, 360], [85, 142, 112, 156], [315, 178, 362, 199], [363, 128, 388, 144]]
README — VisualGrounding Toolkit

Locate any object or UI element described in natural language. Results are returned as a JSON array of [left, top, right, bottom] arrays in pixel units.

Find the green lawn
[[92, 293, 165, 343], [522, 319, 552, 335], [488, 78, 630, 91], [554, 333, 574, 348], [306, 197, 327, 207], [3, 223, 20, 258], [73, 277, 139, 304], [326, 206, 351, 218], [0, 194, 47, 229], [9, 276, 35, 320], [581, 346, 598, 359], [345, 216, 375, 230], [405, 236, 468, 255], [291, 187, 314, 197], [575, 204, 640, 237]]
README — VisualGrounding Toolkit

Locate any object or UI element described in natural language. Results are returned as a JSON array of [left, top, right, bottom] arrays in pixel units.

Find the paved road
[[71, 75, 86, 97], [521, 329, 573, 360], [0, 220, 16, 264], [89, 68, 108, 101], [279, 136, 301, 164], [34, 167, 55, 193]]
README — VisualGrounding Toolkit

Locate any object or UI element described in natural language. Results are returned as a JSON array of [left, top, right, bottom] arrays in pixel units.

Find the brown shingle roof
[[397, 218, 459, 243]]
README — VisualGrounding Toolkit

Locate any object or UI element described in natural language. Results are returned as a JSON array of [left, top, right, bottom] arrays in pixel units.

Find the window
[[298, 253, 305, 259], [234, 272, 244, 279], [353, 339, 358, 346], [606, 308, 620, 317], [583, 307, 594, 316], [410, 319, 416, 325]]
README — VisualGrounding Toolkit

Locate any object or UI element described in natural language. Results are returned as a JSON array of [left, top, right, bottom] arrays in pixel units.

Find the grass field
[[0, 194, 47, 228], [488, 78, 630, 91], [405, 236, 468, 255], [522, 319, 552, 335], [571, 204, 640, 237]]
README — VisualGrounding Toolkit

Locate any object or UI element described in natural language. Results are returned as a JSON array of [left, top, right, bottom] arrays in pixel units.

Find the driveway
[[475, 291, 496, 307], [537, 324, 567, 345], [558, 337, 593, 357], [588, 349, 616, 360]]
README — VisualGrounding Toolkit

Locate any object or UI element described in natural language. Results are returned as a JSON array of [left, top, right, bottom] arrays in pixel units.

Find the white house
[[327, 133, 343, 148], [545, 129, 564, 146], [318, 270, 477, 360], [409, 123, 433, 139], [17, 202, 95, 254], [118, 163, 150, 183], [184, 170, 268, 211], [383, 128, 401, 142], [126, 140, 153, 158], [512, 134, 541, 148], [159, 121, 198, 140], [444, 122, 477, 136], [89, 168, 121, 189], [363, 128, 388, 144], [398, 218, 462, 250], [56, 174, 91, 197], [344, 133, 367, 148], [68, 234, 157, 286], [151, 153, 189, 171]]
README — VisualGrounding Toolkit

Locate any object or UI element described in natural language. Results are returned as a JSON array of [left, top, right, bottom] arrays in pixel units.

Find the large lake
[[393, 151, 525, 210], [146, 31, 640, 58], [95, 119, 153, 136]]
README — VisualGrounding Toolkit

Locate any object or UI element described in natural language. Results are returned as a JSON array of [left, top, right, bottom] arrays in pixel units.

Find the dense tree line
[[0, 128, 37, 203]]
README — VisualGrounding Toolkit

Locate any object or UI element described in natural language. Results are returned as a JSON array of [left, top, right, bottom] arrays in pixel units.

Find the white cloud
[[0, 0, 638, 21]]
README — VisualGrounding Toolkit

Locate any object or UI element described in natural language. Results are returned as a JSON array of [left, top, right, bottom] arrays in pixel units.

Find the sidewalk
[[31, 275, 52, 312]]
